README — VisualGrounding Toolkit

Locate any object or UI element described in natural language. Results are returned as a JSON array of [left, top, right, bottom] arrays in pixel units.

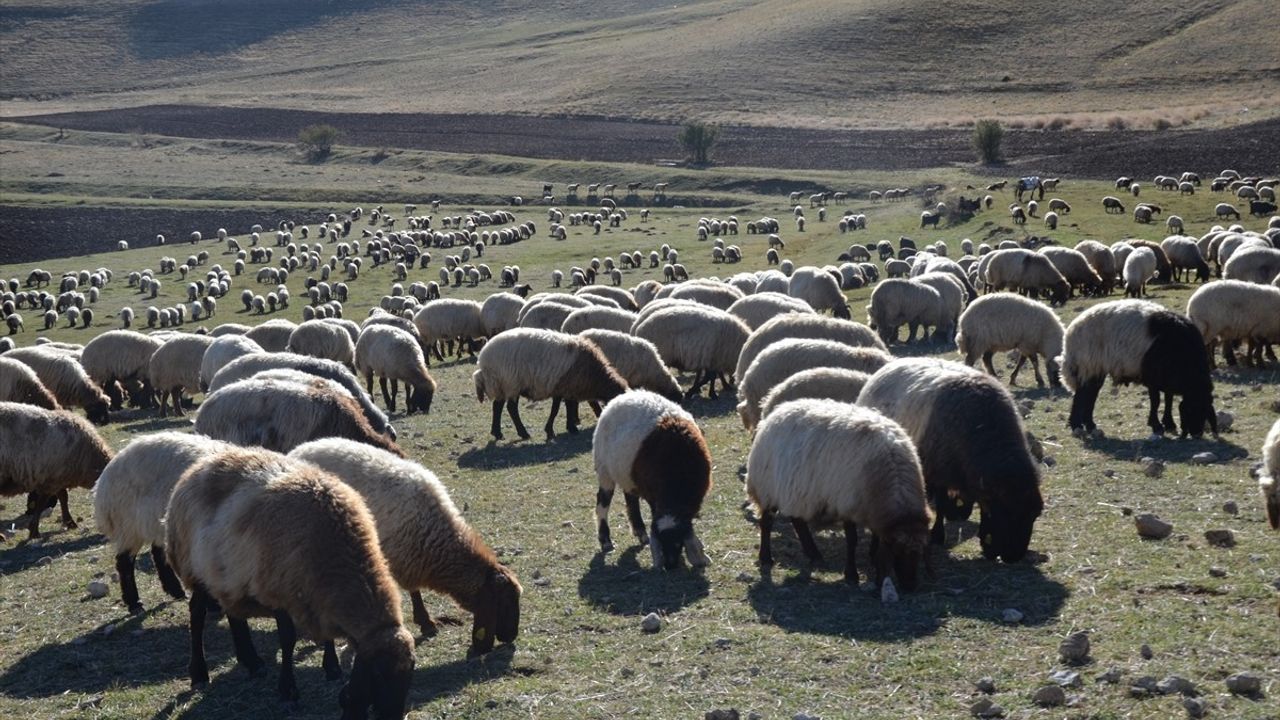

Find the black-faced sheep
[[592, 390, 712, 570], [857, 358, 1044, 563], [747, 399, 932, 591], [165, 448, 415, 714], [956, 293, 1064, 387], [289, 439, 521, 653], [1062, 299, 1217, 438]]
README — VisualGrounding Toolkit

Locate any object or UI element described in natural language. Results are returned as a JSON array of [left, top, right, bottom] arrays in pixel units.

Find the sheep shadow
[[456, 428, 594, 469], [576, 546, 710, 616], [0, 530, 104, 574], [680, 387, 740, 418], [883, 339, 949, 358], [115, 413, 193, 433], [407, 644, 517, 706], [1077, 433, 1248, 463]]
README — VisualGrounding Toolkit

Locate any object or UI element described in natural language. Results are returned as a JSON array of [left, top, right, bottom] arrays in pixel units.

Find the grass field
[[1, 130, 1277, 719]]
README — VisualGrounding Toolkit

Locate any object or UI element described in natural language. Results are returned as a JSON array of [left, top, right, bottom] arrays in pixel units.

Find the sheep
[[0, 402, 113, 538], [473, 328, 627, 441], [560, 305, 637, 335], [747, 399, 931, 589], [912, 272, 966, 343], [480, 292, 526, 337], [758, 367, 870, 423], [1062, 299, 1217, 438], [575, 329, 682, 402], [737, 338, 890, 431], [664, 281, 746, 311], [287, 320, 356, 366], [734, 313, 886, 384], [354, 325, 437, 414], [857, 358, 1044, 563], [92, 432, 234, 613], [591, 391, 713, 569], [576, 285, 638, 311], [1123, 246, 1158, 298], [0, 356, 60, 409], [1047, 198, 1071, 214], [1261, 419, 1280, 529], [1215, 202, 1241, 220], [1159, 236, 1211, 283], [288, 439, 521, 651], [198, 334, 263, 392], [787, 266, 851, 318], [197, 373, 404, 455], [866, 279, 944, 344], [956, 293, 1064, 388], [164, 448, 416, 713], [1186, 280, 1280, 367], [2, 348, 111, 422], [414, 299, 485, 361], [1102, 196, 1126, 213], [726, 292, 815, 330], [983, 249, 1070, 305], [1223, 245, 1280, 284], [633, 304, 750, 401], [1040, 246, 1104, 297], [7, 313, 24, 334], [1043, 211, 1058, 230], [149, 334, 215, 417]]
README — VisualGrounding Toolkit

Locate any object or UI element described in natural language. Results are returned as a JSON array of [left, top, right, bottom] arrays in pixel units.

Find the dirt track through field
[[12, 105, 1280, 177]]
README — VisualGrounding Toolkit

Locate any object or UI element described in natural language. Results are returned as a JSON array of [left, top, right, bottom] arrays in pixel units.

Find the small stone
[[87, 580, 109, 599], [1025, 431, 1044, 459], [1096, 667, 1123, 684], [1204, 529, 1235, 548], [1222, 500, 1238, 515], [533, 576, 551, 587], [1130, 676, 1159, 698], [1042, 455, 1057, 467], [1190, 452, 1218, 465], [1182, 696, 1208, 718], [1141, 457, 1164, 478], [1215, 411, 1233, 431], [1049, 670, 1082, 688], [1103, 469, 1116, 478], [1032, 685, 1066, 707], [1001, 608, 1024, 624], [1140, 644, 1153, 659], [1209, 566, 1227, 578], [1135, 513, 1173, 539], [880, 577, 899, 604], [969, 698, 1004, 718], [1157, 675, 1198, 697], [705, 710, 740, 720], [1224, 672, 1262, 696], [748, 713, 763, 720], [793, 714, 820, 720], [640, 612, 662, 633], [485, 699, 499, 709], [1122, 506, 1134, 516], [975, 677, 997, 694], [1058, 631, 1091, 664], [736, 572, 754, 583]]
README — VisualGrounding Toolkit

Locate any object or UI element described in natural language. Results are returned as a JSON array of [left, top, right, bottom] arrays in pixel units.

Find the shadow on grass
[[457, 427, 593, 469], [1078, 432, 1248, 463], [576, 546, 710, 616], [680, 387, 740, 418], [743, 523, 1068, 641], [0, 531, 104, 574]]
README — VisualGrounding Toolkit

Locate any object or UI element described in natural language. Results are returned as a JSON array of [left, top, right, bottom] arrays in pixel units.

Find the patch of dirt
[[12, 105, 1280, 177]]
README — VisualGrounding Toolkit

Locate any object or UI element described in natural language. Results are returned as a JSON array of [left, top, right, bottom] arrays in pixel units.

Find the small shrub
[[1045, 116, 1068, 131], [678, 121, 719, 166], [298, 123, 340, 162], [1151, 117, 1173, 131], [972, 119, 1004, 165], [1105, 116, 1128, 131]]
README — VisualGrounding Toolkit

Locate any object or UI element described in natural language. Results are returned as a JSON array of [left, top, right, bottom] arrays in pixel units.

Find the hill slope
[[2, 0, 1277, 129]]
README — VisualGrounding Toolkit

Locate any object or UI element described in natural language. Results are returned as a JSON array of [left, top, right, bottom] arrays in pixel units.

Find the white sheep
[[758, 367, 870, 423], [354, 325, 437, 414], [287, 320, 356, 366], [1123, 246, 1157, 298], [480, 292, 526, 337], [1159, 236, 1211, 283], [149, 334, 215, 417], [1223, 245, 1280, 284], [726, 292, 815, 330], [80, 329, 164, 410], [955, 293, 1065, 387], [2, 347, 111, 422], [865, 279, 943, 344], [734, 312, 886, 383], [737, 338, 890, 431], [198, 334, 263, 392], [414, 299, 485, 361], [1185, 279, 1280, 367], [242, 318, 297, 352], [560, 305, 637, 335], [1260, 419, 1280, 529], [912, 271, 966, 343], [787, 266, 850, 318], [982, 248, 1070, 305], [633, 304, 751, 400], [0, 356, 60, 409]]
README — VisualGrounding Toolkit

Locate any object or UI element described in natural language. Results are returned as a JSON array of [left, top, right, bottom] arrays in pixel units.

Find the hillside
[[2, 0, 1277, 129]]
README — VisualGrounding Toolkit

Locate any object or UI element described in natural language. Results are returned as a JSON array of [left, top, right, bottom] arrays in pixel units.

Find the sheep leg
[[117, 551, 144, 614], [410, 591, 438, 638], [490, 400, 505, 439], [507, 400, 530, 440], [1161, 392, 1177, 434], [791, 519, 824, 565], [757, 509, 774, 567], [566, 401, 581, 434], [227, 616, 265, 677], [1067, 376, 1104, 433], [623, 492, 648, 544], [364, 371, 375, 396], [1145, 387, 1164, 436], [152, 545, 186, 600], [1009, 354, 1027, 385], [684, 370, 711, 401], [545, 397, 562, 440], [322, 641, 342, 680], [1029, 355, 1046, 388], [843, 521, 859, 585], [172, 389, 185, 417], [188, 586, 211, 687], [1223, 339, 1239, 366], [273, 611, 301, 704], [929, 489, 947, 546], [24, 492, 47, 539], [980, 351, 998, 377], [57, 489, 76, 529], [588, 400, 603, 417], [379, 377, 395, 412], [596, 486, 615, 552]]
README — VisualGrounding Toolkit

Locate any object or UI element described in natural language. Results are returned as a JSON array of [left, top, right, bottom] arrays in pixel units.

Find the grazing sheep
[[1123, 246, 1158, 298], [1072, 240, 1118, 294], [866, 279, 944, 344], [1223, 246, 1280, 285], [1159, 236, 1211, 283], [473, 328, 627, 441], [149, 334, 215, 417], [664, 281, 746, 311], [6, 313, 24, 334], [1040, 246, 1104, 297], [2, 347, 111, 422], [633, 304, 751, 401], [747, 399, 932, 589], [289, 439, 521, 652], [242, 318, 297, 352], [1062, 299, 1217, 438], [758, 367, 870, 423], [1102, 196, 1126, 213], [287, 321, 356, 366], [165, 449, 415, 713], [912, 272, 966, 343], [198, 334, 263, 392], [93, 432, 233, 613], [0, 356, 60, 409], [1260, 419, 1280, 529], [727, 292, 815, 330], [197, 373, 404, 455], [0, 402, 113, 538], [354, 325, 437, 414], [577, 329, 683, 403], [983, 249, 1070, 305], [956, 293, 1064, 387], [592, 391, 713, 569], [560, 305, 637, 335], [414, 299, 486, 361], [1186, 280, 1280, 367], [857, 358, 1044, 563], [480, 292, 526, 337], [737, 339, 890, 431], [787, 266, 851, 318], [735, 313, 886, 384], [1215, 202, 1241, 220], [576, 285, 638, 311]]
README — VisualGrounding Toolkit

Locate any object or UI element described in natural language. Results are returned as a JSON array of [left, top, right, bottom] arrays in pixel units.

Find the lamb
[[737, 338, 890, 431], [747, 399, 931, 590], [788, 266, 851, 318], [1062, 299, 1217, 438], [591, 391, 713, 569], [633, 304, 751, 400], [414, 299, 486, 361], [243, 318, 298, 352], [473, 328, 627, 440], [480, 292, 526, 337], [577, 330, 683, 402], [0, 356, 60, 409], [198, 334, 263, 391], [727, 292, 815, 330], [148, 334, 215, 417], [289, 439, 521, 652], [354, 325, 437, 414], [982, 248, 1070, 305], [1123, 246, 1158, 298], [1223, 245, 1280, 284], [287, 320, 356, 366], [857, 358, 1044, 563], [956, 293, 1064, 387], [865, 279, 944, 344], [0, 401, 113, 538], [1260, 419, 1280, 529], [1186, 280, 1280, 367], [1159, 236, 1211, 283], [164, 448, 415, 714], [1039, 246, 1104, 297], [758, 368, 871, 423], [197, 373, 404, 454], [2, 347, 111, 422], [80, 330, 164, 410], [735, 313, 887, 383], [560, 305, 637, 334], [92, 432, 234, 613]]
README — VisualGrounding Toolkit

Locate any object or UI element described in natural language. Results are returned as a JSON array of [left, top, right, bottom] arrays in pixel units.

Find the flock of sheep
[[2, 170, 1279, 718]]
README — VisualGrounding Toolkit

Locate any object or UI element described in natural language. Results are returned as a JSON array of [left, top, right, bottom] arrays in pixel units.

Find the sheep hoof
[[418, 622, 438, 639], [600, 541, 614, 553], [191, 679, 208, 691], [127, 602, 145, 615]]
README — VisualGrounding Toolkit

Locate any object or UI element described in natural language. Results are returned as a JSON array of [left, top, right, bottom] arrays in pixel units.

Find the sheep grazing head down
[[977, 485, 1044, 564], [875, 515, 932, 591], [468, 568, 522, 656], [338, 626, 415, 720]]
